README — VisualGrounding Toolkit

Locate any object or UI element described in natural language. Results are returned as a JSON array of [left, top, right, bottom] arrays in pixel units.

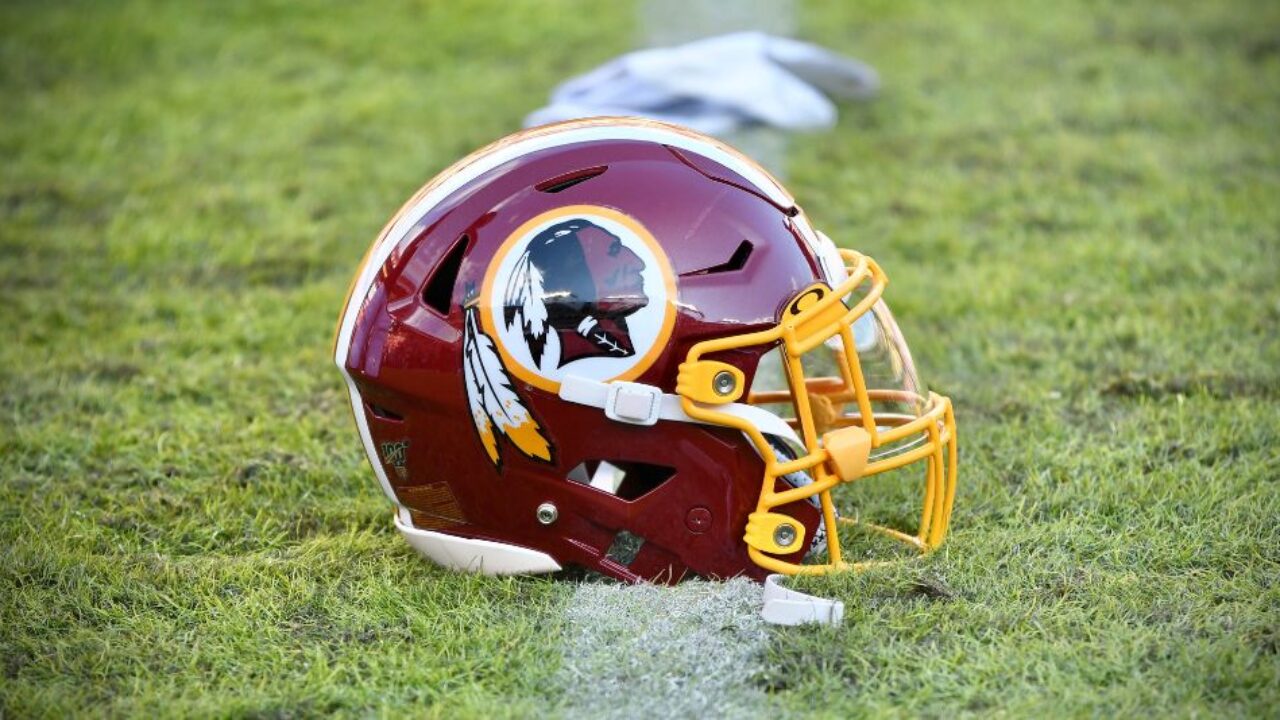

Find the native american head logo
[[503, 218, 650, 369], [463, 205, 676, 469], [481, 205, 675, 392]]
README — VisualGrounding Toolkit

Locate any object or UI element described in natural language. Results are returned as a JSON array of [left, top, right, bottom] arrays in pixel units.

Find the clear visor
[[749, 296, 929, 461]]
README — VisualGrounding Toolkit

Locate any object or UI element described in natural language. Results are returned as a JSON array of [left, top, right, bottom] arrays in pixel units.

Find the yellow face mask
[[677, 248, 958, 576]]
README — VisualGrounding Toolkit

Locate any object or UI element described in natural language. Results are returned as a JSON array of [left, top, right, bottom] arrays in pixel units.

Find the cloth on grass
[[523, 31, 879, 135]]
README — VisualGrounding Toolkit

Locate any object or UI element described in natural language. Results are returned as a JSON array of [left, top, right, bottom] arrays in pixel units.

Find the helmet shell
[[340, 124, 829, 581]]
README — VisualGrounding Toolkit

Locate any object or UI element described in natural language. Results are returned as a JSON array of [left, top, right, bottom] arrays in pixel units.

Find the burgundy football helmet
[[334, 118, 957, 582]]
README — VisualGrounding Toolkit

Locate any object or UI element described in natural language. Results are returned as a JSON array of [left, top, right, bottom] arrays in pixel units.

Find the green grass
[[2, 0, 1278, 716]]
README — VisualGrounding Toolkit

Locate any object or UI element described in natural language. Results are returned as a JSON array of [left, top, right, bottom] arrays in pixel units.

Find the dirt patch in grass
[[1102, 373, 1280, 400]]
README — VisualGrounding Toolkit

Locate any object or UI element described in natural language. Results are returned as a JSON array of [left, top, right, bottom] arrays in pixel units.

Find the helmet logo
[[481, 205, 677, 393], [379, 439, 411, 481]]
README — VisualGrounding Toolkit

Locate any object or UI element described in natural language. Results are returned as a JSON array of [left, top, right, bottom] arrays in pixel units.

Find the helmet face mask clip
[[335, 117, 957, 583]]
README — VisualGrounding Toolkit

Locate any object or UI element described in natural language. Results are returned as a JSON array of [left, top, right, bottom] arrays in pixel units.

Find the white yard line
[[557, 579, 770, 720], [553, 6, 797, 718]]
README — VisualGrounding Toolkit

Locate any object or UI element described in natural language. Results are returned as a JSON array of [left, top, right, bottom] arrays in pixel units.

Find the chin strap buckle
[[602, 381, 663, 426], [761, 574, 845, 627]]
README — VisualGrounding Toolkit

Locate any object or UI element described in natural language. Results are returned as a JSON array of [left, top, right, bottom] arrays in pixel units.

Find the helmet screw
[[713, 370, 737, 396], [773, 523, 797, 548], [685, 506, 713, 533], [535, 502, 558, 525]]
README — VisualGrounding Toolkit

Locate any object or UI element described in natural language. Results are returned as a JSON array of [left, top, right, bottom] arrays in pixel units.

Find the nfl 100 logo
[[379, 440, 410, 480]]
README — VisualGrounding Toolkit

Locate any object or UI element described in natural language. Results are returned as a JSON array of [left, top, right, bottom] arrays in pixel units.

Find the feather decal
[[503, 251, 550, 368], [463, 305, 552, 468]]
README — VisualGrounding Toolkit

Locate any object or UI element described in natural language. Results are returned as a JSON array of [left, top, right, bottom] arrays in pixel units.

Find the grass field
[[2, 0, 1278, 717]]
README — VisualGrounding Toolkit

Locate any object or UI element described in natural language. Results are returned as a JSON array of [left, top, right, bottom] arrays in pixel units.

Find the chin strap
[[558, 375, 805, 451], [761, 574, 845, 627]]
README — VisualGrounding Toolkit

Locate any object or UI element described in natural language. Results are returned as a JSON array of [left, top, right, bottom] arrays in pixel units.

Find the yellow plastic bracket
[[744, 511, 807, 554], [822, 425, 872, 481], [784, 283, 848, 347], [676, 360, 744, 404]]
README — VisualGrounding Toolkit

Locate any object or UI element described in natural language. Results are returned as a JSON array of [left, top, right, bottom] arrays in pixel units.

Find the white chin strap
[[557, 375, 804, 453], [559, 375, 843, 627]]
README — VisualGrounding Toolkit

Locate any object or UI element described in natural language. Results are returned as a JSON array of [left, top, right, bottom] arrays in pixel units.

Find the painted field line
[[556, 578, 769, 719]]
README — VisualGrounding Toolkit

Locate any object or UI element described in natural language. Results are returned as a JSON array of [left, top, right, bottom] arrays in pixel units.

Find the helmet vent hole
[[421, 234, 470, 315], [366, 402, 404, 422], [565, 460, 674, 501], [605, 530, 645, 567], [535, 165, 608, 193], [679, 240, 753, 277]]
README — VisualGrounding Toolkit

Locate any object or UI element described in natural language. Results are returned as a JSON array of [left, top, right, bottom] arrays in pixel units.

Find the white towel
[[524, 31, 879, 135]]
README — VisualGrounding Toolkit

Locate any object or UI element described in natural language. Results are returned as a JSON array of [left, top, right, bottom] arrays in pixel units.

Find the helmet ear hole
[[421, 234, 470, 315]]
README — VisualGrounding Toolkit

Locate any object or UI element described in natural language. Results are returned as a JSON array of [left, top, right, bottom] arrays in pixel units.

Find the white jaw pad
[[761, 573, 845, 626], [394, 511, 562, 576]]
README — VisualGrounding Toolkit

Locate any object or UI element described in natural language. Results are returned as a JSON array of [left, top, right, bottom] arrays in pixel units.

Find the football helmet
[[334, 118, 956, 582]]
